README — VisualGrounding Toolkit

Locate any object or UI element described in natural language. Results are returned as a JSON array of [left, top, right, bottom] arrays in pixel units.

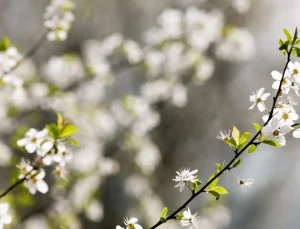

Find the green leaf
[[237, 141, 248, 150], [291, 123, 300, 128], [262, 139, 281, 147], [232, 126, 240, 145], [227, 139, 236, 148], [293, 27, 298, 44], [161, 207, 168, 219], [67, 138, 80, 147], [279, 41, 289, 51], [208, 174, 218, 189], [0, 36, 11, 51], [216, 163, 223, 173], [295, 39, 300, 45], [232, 158, 242, 168], [46, 124, 59, 139], [60, 227, 67, 229], [59, 125, 78, 138], [248, 144, 257, 154], [278, 38, 284, 46], [253, 123, 261, 132], [209, 186, 228, 195], [239, 132, 252, 144], [293, 47, 300, 57], [208, 190, 220, 200], [283, 28, 293, 43]]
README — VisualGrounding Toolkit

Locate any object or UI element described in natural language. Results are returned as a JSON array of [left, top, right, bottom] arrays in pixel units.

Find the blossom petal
[[25, 143, 37, 153], [271, 71, 282, 80], [36, 180, 49, 194], [257, 102, 265, 112]]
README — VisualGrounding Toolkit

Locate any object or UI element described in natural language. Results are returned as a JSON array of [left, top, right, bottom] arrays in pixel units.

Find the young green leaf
[[0, 36, 11, 51], [208, 190, 220, 200], [253, 123, 261, 132], [293, 27, 298, 44], [262, 139, 281, 147], [283, 28, 292, 43], [208, 174, 218, 189], [60, 227, 67, 229], [46, 124, 59, 139], [248, 144, 257, 154], [232, 126, 240, 145], [237, 141, 248, 150], [227, 139, 237, 148], [209, 186, 228, 195], [232, 158, 242, 168], [67, 138, 80, 147], [160, 207, 168, 221], [293, 47, 300, 57], [239, 132, 252, 144], [59, 125, 78, 138]]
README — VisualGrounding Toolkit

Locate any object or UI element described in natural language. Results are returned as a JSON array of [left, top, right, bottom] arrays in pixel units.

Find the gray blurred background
[[1, 0, 300, 229]]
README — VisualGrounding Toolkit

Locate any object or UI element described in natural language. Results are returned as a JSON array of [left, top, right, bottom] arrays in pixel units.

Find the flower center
[[31, 137, 37, 143], [256, 98, 262, 103], [282, 113, 289, 120], [282, 79, 287, 85], [273, 130, 279, 136], [128, 224, 135, 229], [293, 69, 298, 75], [239, 179, 245, 185]]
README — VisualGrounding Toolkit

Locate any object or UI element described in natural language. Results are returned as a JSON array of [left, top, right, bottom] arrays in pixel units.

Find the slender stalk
[[3, 32, 48, 75], [149, 48, 293, 229]]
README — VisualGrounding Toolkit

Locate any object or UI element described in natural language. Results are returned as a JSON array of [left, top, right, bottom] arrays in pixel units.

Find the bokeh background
[[0, 0, 300, 228]]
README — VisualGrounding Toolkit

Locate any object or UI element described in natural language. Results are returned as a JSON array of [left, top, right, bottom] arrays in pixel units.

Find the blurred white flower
[[85, 200, 104, 222], [194, 58, 214, 85], [44, 0, 75, 41], [123, 40, 143, 64], [24, 169, 49, 194], [157, 8, 183, 39], [216, 28, 255, 62], [0, 203, 12, 228], [0, 47, 22, 74], [232, 0, 251, 14], [42, 54, 84, 88]]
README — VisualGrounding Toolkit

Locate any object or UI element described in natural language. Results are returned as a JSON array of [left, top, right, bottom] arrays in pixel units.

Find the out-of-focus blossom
[[216, 28, 255, 62], [42, 54, 84, 88], [17, 128, 49, 153], [180, 208, 201, 229], [232, 0, 251, 14], [44, 0, 75, 41], [0, 203, 12, 229], [123, 40, 143, 64]]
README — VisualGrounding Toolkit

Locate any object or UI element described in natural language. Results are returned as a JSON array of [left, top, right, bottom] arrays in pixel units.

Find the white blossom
[[271, 70, 291, 94], [17, 128, 49, 153], [0, 203, 12, 229], [232, 0, 251, 14], [116, 217, 143, 229], [180, 208, 201, 229], [173, 168, 198, 192], [238, 178, 254, 192], [248, 88, 270, 112], [17, 159, 33, 179], [216, 130, 231, 141], [261, 117, 292, 146], [24, 169, 49, 194]]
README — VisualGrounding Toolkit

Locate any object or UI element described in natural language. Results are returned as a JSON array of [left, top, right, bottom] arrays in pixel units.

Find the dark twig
[[149, 47, 293, 229]]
